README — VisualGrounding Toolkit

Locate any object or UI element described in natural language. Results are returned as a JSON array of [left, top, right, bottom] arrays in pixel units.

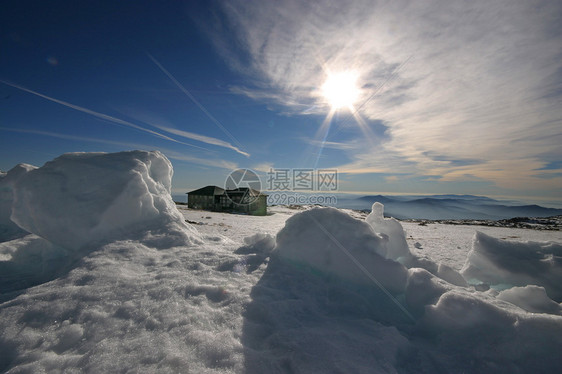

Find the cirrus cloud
[[202, 0, 562, 196]]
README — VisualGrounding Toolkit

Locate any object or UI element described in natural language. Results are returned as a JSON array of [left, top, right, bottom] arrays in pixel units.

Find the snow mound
[[244, 207, 562, 372], [497, 285, 562, 315], [241, 232, 276, 255], [437, 262, 468, 287], [422, 290, 562, 372], [10, 151, 201, 250], [274, 207, 408, 294], [242, 207, 413, 372], [367, 203, 465, 286], [366, 202, 412, 261], [405, 268, 449, 316], [461, 231, 562, 301], [0, 163, 36, 240]]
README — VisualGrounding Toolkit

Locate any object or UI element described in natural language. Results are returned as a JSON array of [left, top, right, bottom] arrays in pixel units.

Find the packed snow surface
[[0, 163, 36, 241], [1, 151, 562, 373]]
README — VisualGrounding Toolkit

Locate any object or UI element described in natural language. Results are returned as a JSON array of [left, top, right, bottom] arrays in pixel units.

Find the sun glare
[[321, 71, 360, 111]]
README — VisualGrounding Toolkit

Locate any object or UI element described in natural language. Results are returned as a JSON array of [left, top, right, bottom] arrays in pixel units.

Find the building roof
[[187, 186, 267, 197], [226, 187, 266, 197], [186, 185, 225, 196]]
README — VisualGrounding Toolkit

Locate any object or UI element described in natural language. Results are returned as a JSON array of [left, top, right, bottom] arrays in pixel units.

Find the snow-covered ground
[[180, 205, 562, 272], [1, 151, 561, 373]]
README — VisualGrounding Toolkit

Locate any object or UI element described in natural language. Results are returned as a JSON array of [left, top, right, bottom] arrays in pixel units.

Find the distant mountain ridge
[[337, 194, 562, 220]]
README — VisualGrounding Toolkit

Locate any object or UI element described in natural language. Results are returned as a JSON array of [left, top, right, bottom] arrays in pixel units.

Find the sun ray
[[300, 108, 335, 168], [350, 107, 377, 146], [313, 109, 336, 169]]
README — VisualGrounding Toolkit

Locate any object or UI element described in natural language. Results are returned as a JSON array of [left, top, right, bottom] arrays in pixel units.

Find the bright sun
[[321, 71, 360, 111]]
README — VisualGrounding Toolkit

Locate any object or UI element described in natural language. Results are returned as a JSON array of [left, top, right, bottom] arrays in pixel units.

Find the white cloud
[[252, 162, 275, 173], [206, 0, 562, 193], [385, 175, 399, 183]]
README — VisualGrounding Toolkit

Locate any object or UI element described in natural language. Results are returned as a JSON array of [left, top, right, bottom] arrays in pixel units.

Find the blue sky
[[1, 0, 561, 204]]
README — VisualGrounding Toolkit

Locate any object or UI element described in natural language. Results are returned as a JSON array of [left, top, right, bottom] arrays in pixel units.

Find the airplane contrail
[[0, 79, 212, 152], [147, 53, 250, 157], [155, 124, 250, 157]]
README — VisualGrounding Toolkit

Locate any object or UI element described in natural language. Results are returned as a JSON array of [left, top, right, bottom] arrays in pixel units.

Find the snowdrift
[[10, 150, 201, 250], [243, 207, 413, 372], [0, 163, 36, 241], [497, 285, 562, 315], [462, 231, 562, 301], [242, 207, 562, 372], [275, 207, 408, 294], [1, 151, 201, 295]]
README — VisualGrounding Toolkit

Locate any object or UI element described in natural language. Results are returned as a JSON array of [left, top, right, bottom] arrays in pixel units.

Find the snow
[[0, 163, 35, 241], [497, 285, 562, 315], [421, 291, 562, 372], [0, 235, 69, 292], [1, 150, 562, 373], [274, 207, 408, 293], [366, 202, 412, 262], [11, 150, 201, 251], [436, 262, 468, 287], [461, 231, 562, 301], [402, 220, 562, 271], [404, 267, 449, 316]]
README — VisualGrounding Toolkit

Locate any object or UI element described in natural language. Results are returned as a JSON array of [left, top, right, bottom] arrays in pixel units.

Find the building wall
[[187, 194, 214, 210], [188, 193, 267, 215], [248, 195, 267, 216]]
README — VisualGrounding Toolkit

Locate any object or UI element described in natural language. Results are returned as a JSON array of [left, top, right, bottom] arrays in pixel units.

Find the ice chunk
[[274, 207, 408, 294], [405, 268, 448, 316], [424, 290, 516, 330], [11, 151, 201, 250], [437, 262, 468, 287], [497, 285, 562, 315], [421, 290, 562, 372], [0, 235, 70, 294], [366, 202, 412, 261], [461, 231, 562, 301], [404, 254, 439, 274], [0, 163, 36, 240], [241, 232, 276, 255]]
